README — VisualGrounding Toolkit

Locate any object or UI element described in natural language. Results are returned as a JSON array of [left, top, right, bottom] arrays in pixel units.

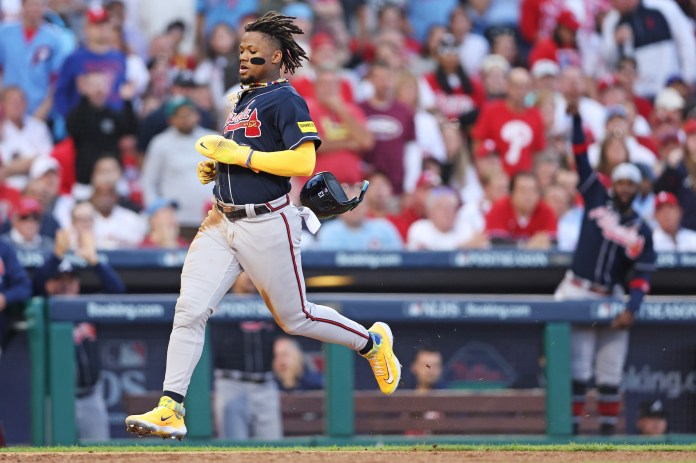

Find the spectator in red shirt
[[305, 67, 374, 184], [291, 33, 355, 104], [360, 61, 416, 195], [389, 171, 440, 242], [364, 171, 398, 219], [424, 33, 485, 128], [528, 10, 582, 69], [140, 199, 187, 248], [485, 171, 557, 248], [614, 57, 653, 121], [473, 68, 546, 177]]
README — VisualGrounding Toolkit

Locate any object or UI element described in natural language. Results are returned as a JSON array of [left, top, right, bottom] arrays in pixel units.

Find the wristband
[[245, 149, 255, 168]]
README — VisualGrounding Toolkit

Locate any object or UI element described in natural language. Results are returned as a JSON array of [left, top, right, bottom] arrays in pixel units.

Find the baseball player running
[[556, 106, 656, 435], [125, 12, 400, 440]]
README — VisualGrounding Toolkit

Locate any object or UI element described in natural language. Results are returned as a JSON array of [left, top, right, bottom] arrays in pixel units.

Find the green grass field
[[3, 444, 696, 452]]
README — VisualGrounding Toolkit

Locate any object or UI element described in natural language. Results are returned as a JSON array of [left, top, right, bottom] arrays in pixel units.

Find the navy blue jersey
[[571, 168, 656, 288], [570, 117, 656, 292], [215, 82, 321, 204]]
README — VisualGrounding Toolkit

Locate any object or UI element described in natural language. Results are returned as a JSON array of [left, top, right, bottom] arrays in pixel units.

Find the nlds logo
[[407, 301, 460, 318]]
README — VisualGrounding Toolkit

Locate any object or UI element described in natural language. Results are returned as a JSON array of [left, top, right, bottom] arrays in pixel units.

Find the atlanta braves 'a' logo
[[224, 107, 262, 138]]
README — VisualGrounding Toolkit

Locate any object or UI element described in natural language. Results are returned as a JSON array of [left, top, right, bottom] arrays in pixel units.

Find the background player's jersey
[[572, 154, 656, 288], [215, 82, 321, 204]]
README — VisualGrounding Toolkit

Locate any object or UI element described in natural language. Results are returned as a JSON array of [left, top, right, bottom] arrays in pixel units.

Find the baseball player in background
[[125, 12, 401, 440], [555, 105, 656, 435]]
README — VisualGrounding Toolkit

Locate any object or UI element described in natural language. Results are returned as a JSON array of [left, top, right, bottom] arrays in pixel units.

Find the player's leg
[[126, 211, 242, 438], [234, 207, 401, 394], [555, 275, 603, 433], [75, 381, 110, 442], [216, 378, 252, 440], [570, 326, 597, 434], [250, 381, 283, 440], [594, 326, 629, 435], [220, 379, 253, 440]]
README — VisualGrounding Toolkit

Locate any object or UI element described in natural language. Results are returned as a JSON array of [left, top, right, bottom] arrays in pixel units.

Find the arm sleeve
[[626, 226, 657, 313], [92, 262, 126, 294], [275, 95, 321, 150], [571, 113, 605, 206], [0, 244, 32, 304], [248, 141, 316, 177]]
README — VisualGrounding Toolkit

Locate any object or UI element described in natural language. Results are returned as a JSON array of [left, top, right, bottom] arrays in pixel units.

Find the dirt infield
[[3, 451, 696, 463]]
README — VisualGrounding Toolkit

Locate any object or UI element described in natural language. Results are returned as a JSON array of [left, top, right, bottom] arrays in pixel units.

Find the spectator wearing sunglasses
[[1, 197, 53, 252]]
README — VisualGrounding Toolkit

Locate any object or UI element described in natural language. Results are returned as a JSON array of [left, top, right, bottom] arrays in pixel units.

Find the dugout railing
[[24, 293, 696, 445]]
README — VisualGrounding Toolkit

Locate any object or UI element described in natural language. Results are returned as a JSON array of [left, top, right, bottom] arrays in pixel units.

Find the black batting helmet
[[299, 172, 369, 219]]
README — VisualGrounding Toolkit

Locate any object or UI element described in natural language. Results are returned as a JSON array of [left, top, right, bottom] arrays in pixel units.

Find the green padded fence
[[30, 299, 574, 444]]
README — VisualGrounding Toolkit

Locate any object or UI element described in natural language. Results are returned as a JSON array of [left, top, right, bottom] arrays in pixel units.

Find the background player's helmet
[[299, 172, 369, 219]]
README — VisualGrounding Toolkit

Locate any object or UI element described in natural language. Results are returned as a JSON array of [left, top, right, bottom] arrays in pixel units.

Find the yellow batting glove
[[195, 135, 251, 166], [197, 160, 217, 184]]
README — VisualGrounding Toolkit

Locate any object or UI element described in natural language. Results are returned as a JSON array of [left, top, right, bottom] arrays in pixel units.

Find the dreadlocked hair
[[245, 11, 308, 74]]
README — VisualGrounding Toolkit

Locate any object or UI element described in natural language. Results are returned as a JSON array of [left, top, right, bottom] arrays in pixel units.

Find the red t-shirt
[[472, 100, 546, 176], [0, 184, 22, 225], [387, 207, 420, 242], [359, 100, 416, 195], [485, 196, 557, 242], [292, 75, 354, 103], [305, 97, 367, 184], [424, 73, 486, 122]]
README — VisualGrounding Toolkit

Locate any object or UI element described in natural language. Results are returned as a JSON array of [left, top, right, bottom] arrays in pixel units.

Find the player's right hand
[[197, 160, 217, 184]]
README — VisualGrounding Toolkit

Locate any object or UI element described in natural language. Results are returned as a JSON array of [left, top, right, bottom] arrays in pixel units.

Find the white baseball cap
[[611, 162, 641, 184], [29, 156, 60, 180], [531, 59, 560, 79], [655, 87, 685, 111], [481, 54, 510, 74]]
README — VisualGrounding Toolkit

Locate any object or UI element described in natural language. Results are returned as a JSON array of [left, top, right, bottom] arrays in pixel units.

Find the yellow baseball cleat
[[125, 396, 187, 440], [362, 322, 401, 394]]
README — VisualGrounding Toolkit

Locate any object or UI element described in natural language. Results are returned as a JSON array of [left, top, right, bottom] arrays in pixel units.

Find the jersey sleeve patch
[[297, 121, 317, 133]]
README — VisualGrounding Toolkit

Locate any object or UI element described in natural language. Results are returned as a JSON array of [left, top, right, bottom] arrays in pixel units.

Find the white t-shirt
[[407, 219, 477, 251], [1, 116, 53, 191], [653, 227, 696, 252], [93, 206, 147, 249]]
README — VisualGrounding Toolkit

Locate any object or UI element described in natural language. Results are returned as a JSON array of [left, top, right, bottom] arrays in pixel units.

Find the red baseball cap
[[654, 191, 679, 210], [415, 171, 442, 189], [684, 119, 696, 136], [597, 75, 620, 93], [15, 197, 43, 217], [556, 10, 579, 32], [310, 33, 334, 51], [86, 6, 109, 24]]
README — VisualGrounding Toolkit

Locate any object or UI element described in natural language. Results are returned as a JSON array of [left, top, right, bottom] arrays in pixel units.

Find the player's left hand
[[197, 160, 217, 184], [195, 135, 251, 166], [611, 310, 635, 330]]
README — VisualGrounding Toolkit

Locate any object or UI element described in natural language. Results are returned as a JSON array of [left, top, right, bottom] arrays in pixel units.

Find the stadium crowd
[[0, 0, 694, 254]]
